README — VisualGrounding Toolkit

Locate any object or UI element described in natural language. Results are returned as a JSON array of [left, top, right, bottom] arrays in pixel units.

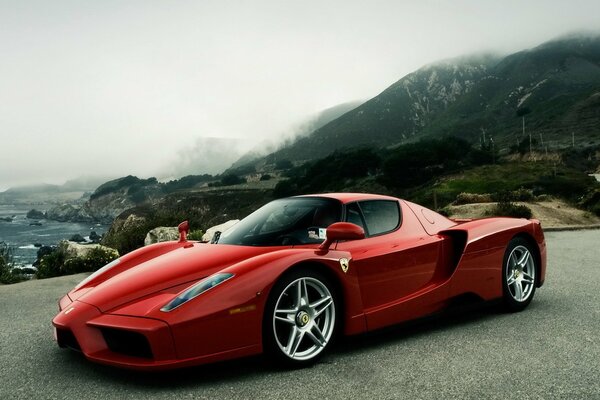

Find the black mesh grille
[[56, 328, 81, 352], [101, 328, 153, 359]]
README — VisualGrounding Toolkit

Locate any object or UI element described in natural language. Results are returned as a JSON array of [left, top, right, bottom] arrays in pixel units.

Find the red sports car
[[52, 193, 546, 370]]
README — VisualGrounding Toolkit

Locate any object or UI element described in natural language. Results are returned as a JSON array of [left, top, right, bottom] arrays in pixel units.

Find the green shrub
[[491, 190, 523, 203], [487, 201, 532, 219], [37, 243, 118, 279], [187, 229, 204, 241], [36, 247, 67, 279], [0, 243, 27, 284], [61, 247, 118, 275], [454, 192, 493, 205]]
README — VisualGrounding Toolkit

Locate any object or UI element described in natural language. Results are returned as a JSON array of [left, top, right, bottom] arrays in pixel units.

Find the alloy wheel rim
[[272, 277, 335, 361], [506, 245, 536, 302]]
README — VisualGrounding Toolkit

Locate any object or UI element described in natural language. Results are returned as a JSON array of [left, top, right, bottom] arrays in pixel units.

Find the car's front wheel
[[263, 269, 338, 367], [502, 237, 538, 312]]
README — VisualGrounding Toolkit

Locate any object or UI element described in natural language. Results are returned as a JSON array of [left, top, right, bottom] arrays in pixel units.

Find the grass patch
[[411, 161, 598, 208]]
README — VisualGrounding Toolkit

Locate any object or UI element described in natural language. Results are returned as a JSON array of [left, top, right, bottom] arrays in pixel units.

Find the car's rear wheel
[[263, 269, 338, 367], [502, 237, 537, 312]]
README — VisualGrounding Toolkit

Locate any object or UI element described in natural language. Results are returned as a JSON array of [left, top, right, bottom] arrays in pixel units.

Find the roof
[[295, 193, 399, 204]]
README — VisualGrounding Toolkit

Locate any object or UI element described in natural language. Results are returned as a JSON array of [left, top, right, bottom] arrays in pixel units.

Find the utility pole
[[529, 132, 532, 158], [490, 137, 495, 164]]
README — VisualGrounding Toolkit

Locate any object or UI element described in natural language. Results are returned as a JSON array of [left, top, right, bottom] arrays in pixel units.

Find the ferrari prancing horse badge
[[339, 258, 349, 273]]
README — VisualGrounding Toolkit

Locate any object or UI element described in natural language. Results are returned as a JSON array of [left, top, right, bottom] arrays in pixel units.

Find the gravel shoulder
[[1, 230, 599, 399]]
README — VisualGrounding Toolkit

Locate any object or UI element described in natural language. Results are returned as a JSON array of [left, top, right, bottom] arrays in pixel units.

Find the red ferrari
[[52, 193, 546, 370]]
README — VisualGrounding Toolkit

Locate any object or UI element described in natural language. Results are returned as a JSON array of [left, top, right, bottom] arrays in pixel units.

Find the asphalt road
[[1, 230, 599, 399]]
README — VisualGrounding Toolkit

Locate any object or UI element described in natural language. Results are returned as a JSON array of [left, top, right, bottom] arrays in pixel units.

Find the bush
[[491, 188, 535, 203], [0, 243, 26, 284], [454, 192, 493, 205], [579, 188, 600, 217], [36, 248, 66, 279], [487, 201, 532, 219], [275, 159, 293, 170], [220, 174, 246, 186], [36, 243, 118, 279], [61, 247, 118, 275], [187, 229, 204, 241]]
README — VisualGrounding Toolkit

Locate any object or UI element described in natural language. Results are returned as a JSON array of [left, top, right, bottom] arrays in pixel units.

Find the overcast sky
[[0, 0, 599, 190]]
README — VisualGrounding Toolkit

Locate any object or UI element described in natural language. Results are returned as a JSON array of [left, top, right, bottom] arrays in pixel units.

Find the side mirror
[[178, 221, 190, 243], [318, 222, 365, 252]]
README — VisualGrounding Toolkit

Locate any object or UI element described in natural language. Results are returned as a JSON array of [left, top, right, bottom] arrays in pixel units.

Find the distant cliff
[[46, 176, 164, 224]]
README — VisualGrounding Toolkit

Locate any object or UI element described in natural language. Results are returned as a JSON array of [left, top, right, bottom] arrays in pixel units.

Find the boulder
[[202, 220, 239, 243], [46, 204, 93, 223], [59, 240, 119, 260], [144, 227, 180, 246], [69, 234, 86, 243], [26, 209, 46, 219], [89, 231, 101, 243]]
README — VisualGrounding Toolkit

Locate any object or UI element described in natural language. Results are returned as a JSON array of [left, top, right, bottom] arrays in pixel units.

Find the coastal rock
[[144, 227, 179, 246], [26, 209, 46, 219], [89, 231, 101, 243], [46, 204, 94, 223], [69, 234, 86, 243], [0, 217, 13, 222], [202, 220, 239, 243]]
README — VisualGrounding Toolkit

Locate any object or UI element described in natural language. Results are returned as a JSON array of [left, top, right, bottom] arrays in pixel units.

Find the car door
[[336, 200, 444, 330]]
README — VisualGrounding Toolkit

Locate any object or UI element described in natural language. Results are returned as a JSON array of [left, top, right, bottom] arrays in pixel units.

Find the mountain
[[225, 100, 363, 172], [255, 34, 600, 164]]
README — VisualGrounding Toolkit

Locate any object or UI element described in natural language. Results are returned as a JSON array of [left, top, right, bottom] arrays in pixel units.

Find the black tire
[[502, 237, 538, 312], [263, 268, 339, 367]]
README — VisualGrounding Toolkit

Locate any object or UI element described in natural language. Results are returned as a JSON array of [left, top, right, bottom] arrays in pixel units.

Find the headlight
[[74, 258, 121, 290], [160, 272, 234, 312]]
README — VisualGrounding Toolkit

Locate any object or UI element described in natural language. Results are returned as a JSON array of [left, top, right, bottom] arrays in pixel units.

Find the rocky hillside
[[46, 176, 164, 224], [247, 34, 600, 166]]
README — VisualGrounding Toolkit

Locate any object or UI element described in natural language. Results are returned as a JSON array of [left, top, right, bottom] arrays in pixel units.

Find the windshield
[[217, 197, 341, 246]]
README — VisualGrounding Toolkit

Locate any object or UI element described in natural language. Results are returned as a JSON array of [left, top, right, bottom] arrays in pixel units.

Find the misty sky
[[1, 0, 599, 190]]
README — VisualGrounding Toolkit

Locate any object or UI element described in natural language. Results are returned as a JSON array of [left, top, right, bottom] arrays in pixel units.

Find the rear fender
[[440, 218, 537, 300]]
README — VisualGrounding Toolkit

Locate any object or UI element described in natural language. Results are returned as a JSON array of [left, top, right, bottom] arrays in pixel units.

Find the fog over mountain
[[1, 0, 599, 191]]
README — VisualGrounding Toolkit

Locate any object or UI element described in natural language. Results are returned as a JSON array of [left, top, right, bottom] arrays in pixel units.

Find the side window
[[345, 203, 366, 231], [359, 200, 401, 236]]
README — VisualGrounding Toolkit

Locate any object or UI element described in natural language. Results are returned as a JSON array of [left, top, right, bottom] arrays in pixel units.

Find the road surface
[[1, 230, 599, 399]]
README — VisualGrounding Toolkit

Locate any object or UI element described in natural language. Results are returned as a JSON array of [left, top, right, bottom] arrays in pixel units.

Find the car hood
[[76, 243, 279, 312]]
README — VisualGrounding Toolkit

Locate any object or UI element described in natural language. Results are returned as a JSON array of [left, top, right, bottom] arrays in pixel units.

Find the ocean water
[[0, 204, 108, 266]]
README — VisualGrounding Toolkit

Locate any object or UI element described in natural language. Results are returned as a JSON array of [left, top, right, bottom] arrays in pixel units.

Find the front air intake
[[100, 328, 153, 359], [56, 328, 81, 352]]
